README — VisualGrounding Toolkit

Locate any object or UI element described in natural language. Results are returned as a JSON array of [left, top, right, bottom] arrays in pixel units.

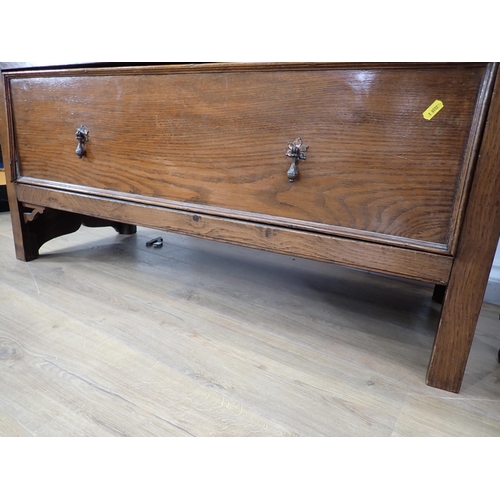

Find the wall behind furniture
[[484, 240, 500, 304]]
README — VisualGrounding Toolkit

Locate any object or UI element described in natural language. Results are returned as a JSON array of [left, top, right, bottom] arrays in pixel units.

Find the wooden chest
[[1, 62, 499, 393]]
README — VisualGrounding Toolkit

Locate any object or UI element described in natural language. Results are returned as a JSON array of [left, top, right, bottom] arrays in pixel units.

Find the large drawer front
[[9, 64, 489, 252]]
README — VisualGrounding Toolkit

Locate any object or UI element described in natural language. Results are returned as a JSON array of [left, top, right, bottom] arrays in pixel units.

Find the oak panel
[[9, 65, 487, 250], [15, 183, 453, 284]]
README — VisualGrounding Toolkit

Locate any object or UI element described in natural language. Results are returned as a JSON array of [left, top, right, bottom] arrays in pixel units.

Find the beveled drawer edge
[[15, 182, 453, 285], [446, 62, 499, 254], [1, 62, 490, 79], [16, 176, 451, 255]]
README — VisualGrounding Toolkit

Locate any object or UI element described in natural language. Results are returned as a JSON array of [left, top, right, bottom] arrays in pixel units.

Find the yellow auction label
[[423, 100, 444, 120]]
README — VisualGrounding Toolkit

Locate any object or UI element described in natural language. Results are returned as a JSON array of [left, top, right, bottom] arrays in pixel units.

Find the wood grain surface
[[8, 64, 488, 251], [426, 64, 500, 392], [0, 73, 35, 261], [15, 183, 453, 284]]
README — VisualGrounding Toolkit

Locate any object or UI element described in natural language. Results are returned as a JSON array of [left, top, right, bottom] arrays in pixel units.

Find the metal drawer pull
[[285, 138, 308, 182], [75, 125, 90, 158], [146, 236, 163, 248]]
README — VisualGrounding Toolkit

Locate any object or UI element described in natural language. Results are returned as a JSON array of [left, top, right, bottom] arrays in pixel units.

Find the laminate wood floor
[[0, 212, 499, 436]]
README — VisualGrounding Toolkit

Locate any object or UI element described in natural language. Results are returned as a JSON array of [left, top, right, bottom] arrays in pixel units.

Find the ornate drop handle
[[285, 138, 308, 182], [75, 125, 90, 158]]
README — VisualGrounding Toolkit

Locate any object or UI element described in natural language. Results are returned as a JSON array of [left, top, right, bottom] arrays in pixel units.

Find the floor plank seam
[[43, 358, 141, 408], [24, 262, 41, 295], [42, 358, 199, 436], [390, 390, 411, 436], [0, 403, 34, 437], [426, 396, 500, 402]]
